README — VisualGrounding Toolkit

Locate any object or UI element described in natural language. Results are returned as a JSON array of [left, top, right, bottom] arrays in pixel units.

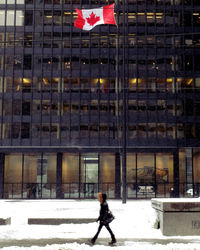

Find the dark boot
[[105, 224, 116, 245], [90, 237, 96, 245], [91, 223, 103, 244], [109, 236, 116, 245]]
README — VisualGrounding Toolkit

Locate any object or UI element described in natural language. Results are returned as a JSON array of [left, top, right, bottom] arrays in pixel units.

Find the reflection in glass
[[127, 154, 136, 198], [4, 154, 22, 198], [100, 154, 115, 197], [156, 153, 173, 196], [193, 149, 200, 197], [62, 153, 79, 198], [137, 153, 155, 198]]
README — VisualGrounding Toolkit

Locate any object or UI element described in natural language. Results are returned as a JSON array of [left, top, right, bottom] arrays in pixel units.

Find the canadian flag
[[74, 4, 116, 31]]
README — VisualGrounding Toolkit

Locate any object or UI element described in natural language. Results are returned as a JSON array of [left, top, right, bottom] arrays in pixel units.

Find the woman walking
[[90, 192, 116, 245]]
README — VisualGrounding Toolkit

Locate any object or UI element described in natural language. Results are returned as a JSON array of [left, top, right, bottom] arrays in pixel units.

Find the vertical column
[[56, 152, 63, 199], [122, 0, 128, 204], [185, 148, 193, 195], [185, 148, 193, 184], [115, 152, 121, 199], [0, 153, 4, 199], [173, 150, 179, 197]]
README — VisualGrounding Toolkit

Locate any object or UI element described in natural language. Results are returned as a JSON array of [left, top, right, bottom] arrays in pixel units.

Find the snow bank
[[0, 200, 199, 250]]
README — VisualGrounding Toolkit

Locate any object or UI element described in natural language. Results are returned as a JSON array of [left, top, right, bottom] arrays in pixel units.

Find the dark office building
[[0, 0, 200, 199]]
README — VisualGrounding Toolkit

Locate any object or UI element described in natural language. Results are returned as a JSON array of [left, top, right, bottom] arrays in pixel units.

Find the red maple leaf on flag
[[86, 12, 100, 26]]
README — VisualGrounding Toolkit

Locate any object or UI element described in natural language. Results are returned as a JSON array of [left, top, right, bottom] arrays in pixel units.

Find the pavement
[[1, 237, 200, 248]]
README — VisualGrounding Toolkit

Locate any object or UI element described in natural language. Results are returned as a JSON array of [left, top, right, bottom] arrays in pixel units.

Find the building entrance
[[81, 153, 98, 198]]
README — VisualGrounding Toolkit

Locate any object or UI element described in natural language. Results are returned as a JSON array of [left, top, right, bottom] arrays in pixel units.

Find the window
[[22, 101, 30, 115], [24, 55, 32, 70], [4, 154, 22, 198], [21, 123, 30, 138], [0, 11, 5, 26]]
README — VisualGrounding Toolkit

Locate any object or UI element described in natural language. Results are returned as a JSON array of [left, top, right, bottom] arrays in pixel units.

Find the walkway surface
[[1, 237, 200, 248], [0, 199, 200, 249]]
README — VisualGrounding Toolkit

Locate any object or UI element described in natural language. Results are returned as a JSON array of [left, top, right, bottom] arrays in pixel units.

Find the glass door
[[81, 153, 98, 198]]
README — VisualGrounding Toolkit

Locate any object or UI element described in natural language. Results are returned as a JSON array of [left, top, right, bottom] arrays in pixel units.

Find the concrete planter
[[152, 198, 200, 236]]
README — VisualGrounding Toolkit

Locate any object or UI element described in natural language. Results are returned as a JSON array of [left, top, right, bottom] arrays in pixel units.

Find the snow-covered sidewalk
[[0, 199, 200, 250]]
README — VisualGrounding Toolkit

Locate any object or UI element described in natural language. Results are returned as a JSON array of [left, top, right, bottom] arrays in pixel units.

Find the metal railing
[[2, 182, 198, 199]]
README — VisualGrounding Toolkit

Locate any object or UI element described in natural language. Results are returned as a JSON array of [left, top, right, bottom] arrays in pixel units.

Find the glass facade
[[4, 153, 57, 198], [3, 152, 176, 198], [0, 0, 200, 199]]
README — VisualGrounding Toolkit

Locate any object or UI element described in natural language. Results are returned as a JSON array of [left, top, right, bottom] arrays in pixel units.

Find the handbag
[[103, 210, 115, 225]]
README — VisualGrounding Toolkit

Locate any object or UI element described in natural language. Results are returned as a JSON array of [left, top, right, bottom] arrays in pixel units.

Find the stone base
[[28, 218, 96, 225], [0, 218, 11, 225], [152, 198, 200, 236]]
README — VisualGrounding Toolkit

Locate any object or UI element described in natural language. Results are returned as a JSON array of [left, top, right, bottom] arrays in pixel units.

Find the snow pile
[[0, 200, 199, 249], [2, 243, 200, 250]]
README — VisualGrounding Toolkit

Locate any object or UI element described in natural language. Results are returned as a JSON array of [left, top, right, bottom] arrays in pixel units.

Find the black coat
[[98, 201, 109, 223]]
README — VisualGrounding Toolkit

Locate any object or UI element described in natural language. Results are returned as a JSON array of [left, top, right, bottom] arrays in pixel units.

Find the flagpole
[[121, 0, 127, 204], [115, 0, 121, 200], [115, 0, 127, 204]]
